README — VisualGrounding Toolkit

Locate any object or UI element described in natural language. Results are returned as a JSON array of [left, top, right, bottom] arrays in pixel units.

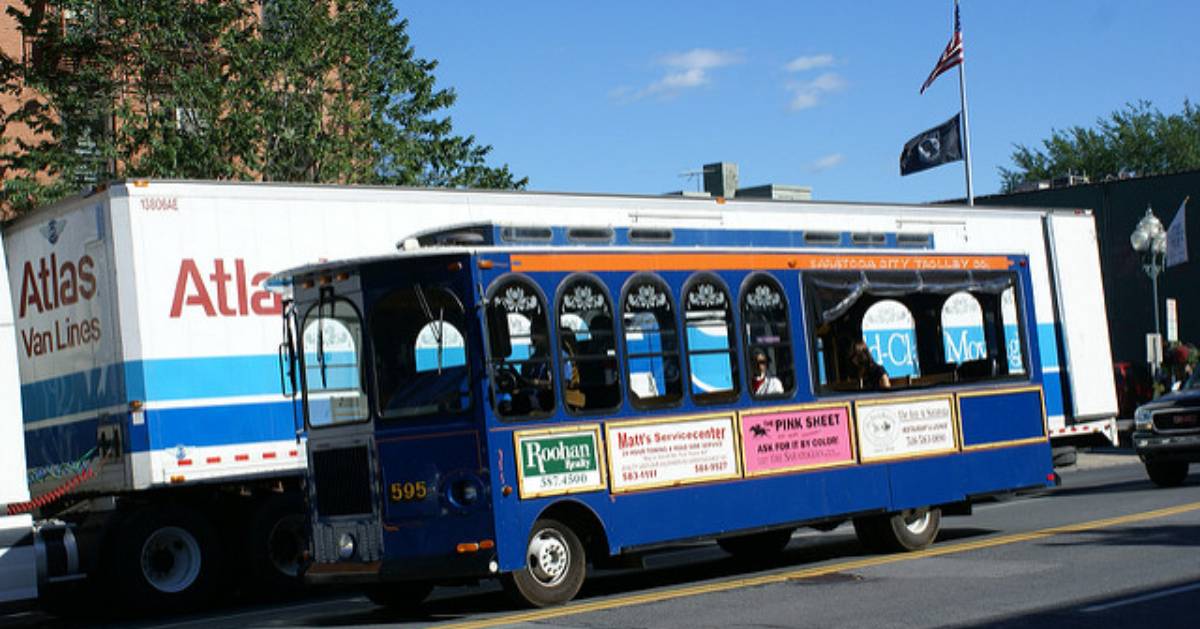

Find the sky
[[399, 1, 1200, 204]]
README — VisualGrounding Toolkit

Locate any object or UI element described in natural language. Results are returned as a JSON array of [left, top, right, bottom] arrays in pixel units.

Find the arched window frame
[[484, 274, 556, 420], [300, 296, 369, 426], [681, 272, 740, 405], [620, 272, 684, 410], [555, 273, 622, 415], [739, 272, 796, 399]]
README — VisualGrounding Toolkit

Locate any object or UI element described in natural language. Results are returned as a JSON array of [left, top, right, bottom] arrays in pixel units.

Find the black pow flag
[[900, 113, 963, 176]]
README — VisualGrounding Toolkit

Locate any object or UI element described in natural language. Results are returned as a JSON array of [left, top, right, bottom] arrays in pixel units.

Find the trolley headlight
[[336, 533, 356, 560], [1134, 407, 1154, 432]]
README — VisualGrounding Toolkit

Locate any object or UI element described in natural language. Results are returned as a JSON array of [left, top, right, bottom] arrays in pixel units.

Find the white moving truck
[[1, 180, 1116, 613]]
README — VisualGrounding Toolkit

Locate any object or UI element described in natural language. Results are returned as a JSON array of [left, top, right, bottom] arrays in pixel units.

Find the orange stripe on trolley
[[509, 252, 1013, 273]]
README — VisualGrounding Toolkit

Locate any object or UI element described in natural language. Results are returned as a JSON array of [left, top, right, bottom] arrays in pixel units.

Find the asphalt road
[[8, 449, 1200, 629]]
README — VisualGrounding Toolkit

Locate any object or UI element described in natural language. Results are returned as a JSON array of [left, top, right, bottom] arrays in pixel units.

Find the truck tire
[[246, 493, 308, 596], [854, 507, 941, 553], [717, 528, 794, 558], [106, 505, 223, 614], [1145, 461, 1189, 488], [1052, 446, 1077, 468], [502, 518, 586, 607]]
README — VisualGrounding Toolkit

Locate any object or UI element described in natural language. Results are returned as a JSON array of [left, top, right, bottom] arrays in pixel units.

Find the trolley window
[[806, 269, 1028, 393], [683, 274, 739, 404], [622, 274, 683, 408], [557, 275, 622, 413], [487, 277, 556, 418], [742, 274, 796, 398], [302, 298, 368, 427], [371, 285, 471, 419]]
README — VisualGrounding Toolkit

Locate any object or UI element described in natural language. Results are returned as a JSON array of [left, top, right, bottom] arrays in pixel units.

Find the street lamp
[[1129, 205, 1167, 374]]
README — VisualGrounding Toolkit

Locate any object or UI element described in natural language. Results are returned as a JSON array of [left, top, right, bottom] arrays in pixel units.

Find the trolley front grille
[[311, 446, 374, 517]]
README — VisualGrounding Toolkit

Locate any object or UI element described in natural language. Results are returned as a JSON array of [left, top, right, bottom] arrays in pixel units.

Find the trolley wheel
[[363, 581, 434, 609], [502, 518, 586, 607], [717, 528, 794, 558], [1145, 461, 1189, 488], [247, 493, 308, 595], [854, 507, 941, 553], [105, 505, 224, 614]]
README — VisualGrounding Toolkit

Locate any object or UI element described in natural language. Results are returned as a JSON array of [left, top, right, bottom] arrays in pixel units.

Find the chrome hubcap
[[527, 528, 570, 586], [901, 509, 931, 535]]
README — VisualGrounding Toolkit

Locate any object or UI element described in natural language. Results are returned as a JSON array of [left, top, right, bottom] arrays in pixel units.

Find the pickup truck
[[1133, 371, 1200, 487]]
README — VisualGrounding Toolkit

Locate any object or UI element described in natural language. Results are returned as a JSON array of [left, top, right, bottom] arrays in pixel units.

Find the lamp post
[[1129, 205, 1167, 374]]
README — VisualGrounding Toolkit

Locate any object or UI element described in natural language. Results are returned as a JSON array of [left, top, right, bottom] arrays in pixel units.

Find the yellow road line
[[435, 501, 1200, 629]]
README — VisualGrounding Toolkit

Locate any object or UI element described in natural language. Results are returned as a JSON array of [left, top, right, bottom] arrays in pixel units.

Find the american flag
[[919, 2, 963, 95]]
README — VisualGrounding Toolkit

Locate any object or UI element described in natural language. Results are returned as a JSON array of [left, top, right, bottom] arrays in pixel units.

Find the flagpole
[[955, 0, 975, 205]]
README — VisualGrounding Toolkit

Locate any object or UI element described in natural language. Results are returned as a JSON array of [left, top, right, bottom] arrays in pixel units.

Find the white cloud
[[787, 72, 847, 111], [785, 54, 835, 73], [615, 48, 744, 102], [808, 153, 845, 172]]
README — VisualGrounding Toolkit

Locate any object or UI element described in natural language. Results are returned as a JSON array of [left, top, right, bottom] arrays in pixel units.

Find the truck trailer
[[1, 180, 1117, 612]]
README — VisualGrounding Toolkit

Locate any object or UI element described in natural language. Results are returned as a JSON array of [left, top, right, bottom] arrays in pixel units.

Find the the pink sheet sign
[[741, 406, 853, 474]]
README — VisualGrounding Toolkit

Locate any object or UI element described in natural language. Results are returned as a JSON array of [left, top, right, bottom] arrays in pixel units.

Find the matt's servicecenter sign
[[606, 414, 739, 493]]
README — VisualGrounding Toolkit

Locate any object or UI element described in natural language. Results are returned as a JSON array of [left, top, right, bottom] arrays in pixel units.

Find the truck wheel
[[107, 505, 223, 614], [363, 582, 434, 609], [247, 493, 308, 596], [854, 507, 941, 553], [502, 518, 586, 607], [1145, 461, 1189, 488], [1052, 446, 1077, 468], [717, 528, 794, 558]]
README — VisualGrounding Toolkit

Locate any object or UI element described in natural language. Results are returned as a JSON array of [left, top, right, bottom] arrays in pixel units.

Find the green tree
[[1000, 100, 1200, 193], [0, 0, 525, 216]]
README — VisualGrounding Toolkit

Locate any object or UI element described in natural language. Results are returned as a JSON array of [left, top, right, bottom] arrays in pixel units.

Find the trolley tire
[[502, 518, 586, 608], [1145, 461, 1189, 488], [854, 507, 941, 553], [104, 504, 224, 614], [717, 528, 794, 558], [246, 493, 308, 596], [363, 582, 434, 609]]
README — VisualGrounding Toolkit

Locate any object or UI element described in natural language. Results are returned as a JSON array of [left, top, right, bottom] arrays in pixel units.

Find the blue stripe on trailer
[[20, 354, 289, 423], [20, 365, 129, 425], [143, 399, 301, 451], [23, 416, 100, 470], [135, 355, 288, 401], [1035, 323, 1066, 418], [1037, 323, 1059, 369]]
